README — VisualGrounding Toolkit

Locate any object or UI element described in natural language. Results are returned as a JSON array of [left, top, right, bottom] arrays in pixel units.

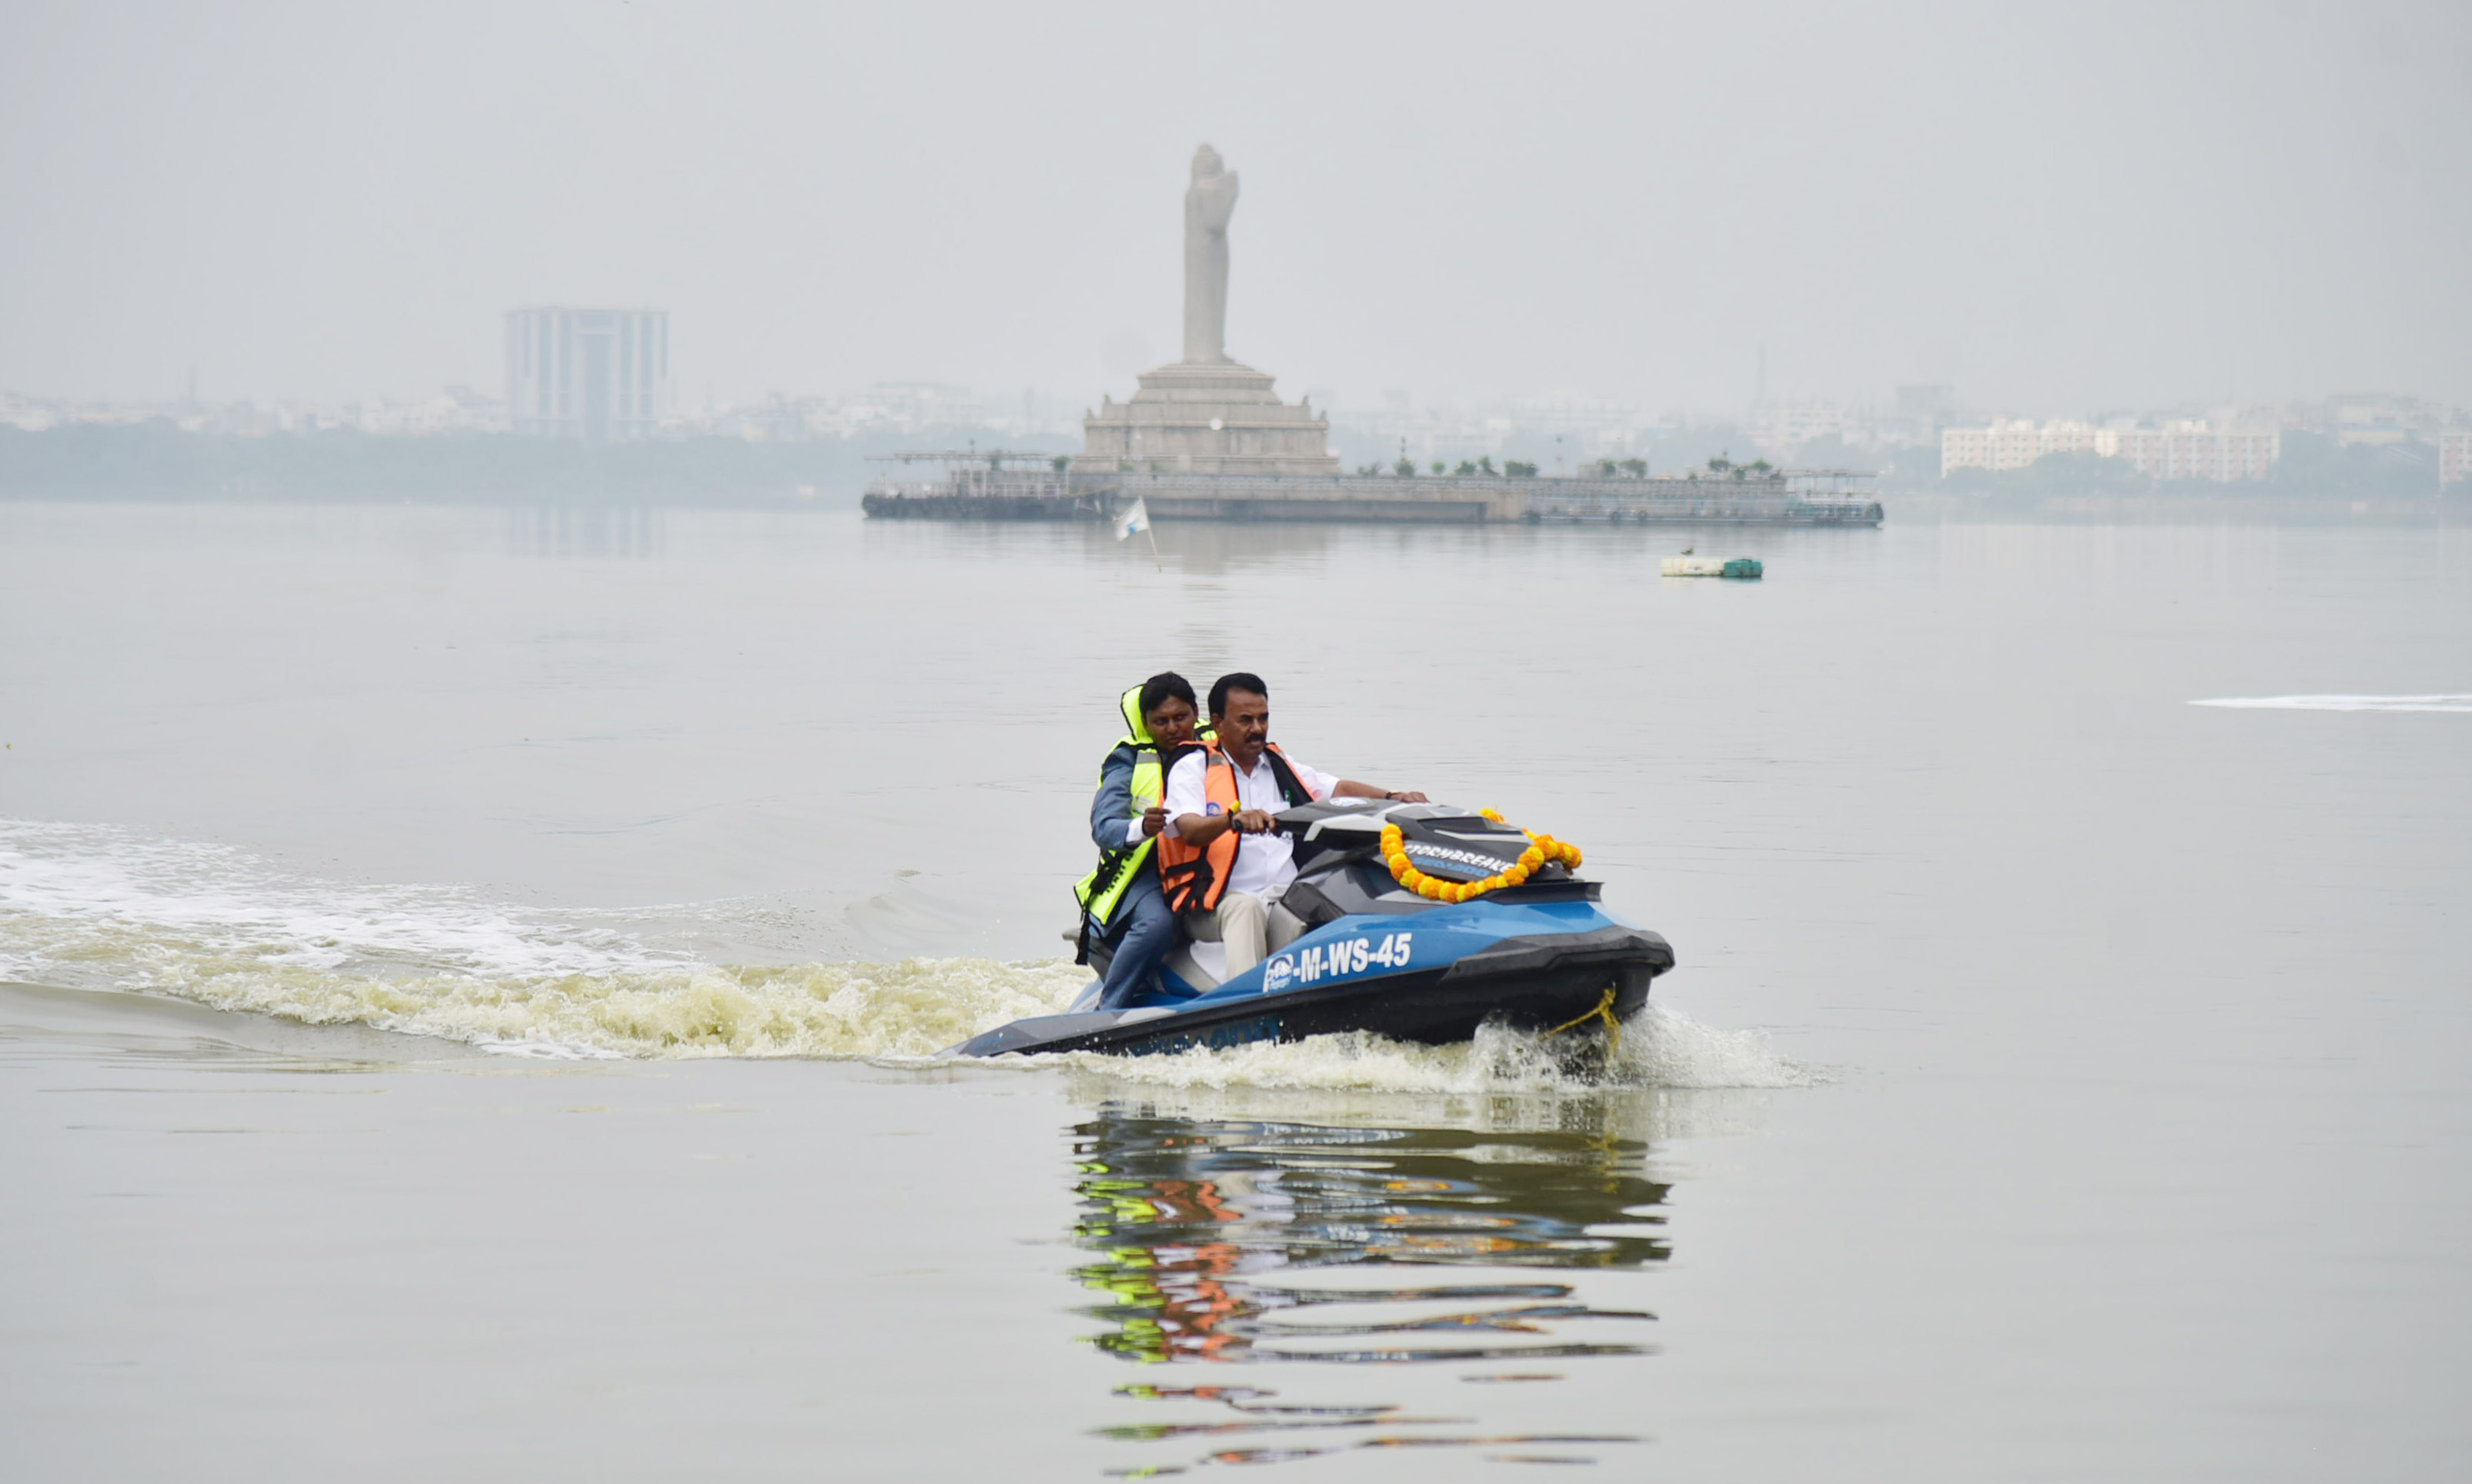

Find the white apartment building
[[1939, 418, 2054, 473], [1747, 401, 1856, 459], [1943, 418, 2278, 482], [2441, 430, 2471, 487], [2108, 422, 2278, 482], [507, 308, 668, 441]]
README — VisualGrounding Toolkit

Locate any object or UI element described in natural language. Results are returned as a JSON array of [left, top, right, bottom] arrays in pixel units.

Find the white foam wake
[[0, 819, 1088, 1059], [0, 818, 667, 981], [1041, 1003, 1808, 1093], [0, 818, 1804, 1089], [2191, 693, 2472, 713]]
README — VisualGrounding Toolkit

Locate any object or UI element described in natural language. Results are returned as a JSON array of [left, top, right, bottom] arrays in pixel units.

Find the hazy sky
[[5, 1, 2468, 416]]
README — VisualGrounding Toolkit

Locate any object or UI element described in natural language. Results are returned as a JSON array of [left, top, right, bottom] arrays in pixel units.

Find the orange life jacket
[[1156, 740, 1324, 913]]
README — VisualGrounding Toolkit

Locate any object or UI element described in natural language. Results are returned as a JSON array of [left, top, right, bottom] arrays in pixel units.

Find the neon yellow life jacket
[[1074, 686, 1167, 928]]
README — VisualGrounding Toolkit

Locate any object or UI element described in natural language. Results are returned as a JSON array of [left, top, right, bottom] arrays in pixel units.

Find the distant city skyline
[[10, 373, 2461, 484]]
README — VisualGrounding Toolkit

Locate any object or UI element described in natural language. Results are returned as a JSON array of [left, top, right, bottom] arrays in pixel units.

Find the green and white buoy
[[1659, 556, 1763, 579]]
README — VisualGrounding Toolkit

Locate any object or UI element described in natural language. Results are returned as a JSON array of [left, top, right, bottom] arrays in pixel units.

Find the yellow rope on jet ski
[[1541, 986, 1623, 1059], [1378, 809, 1584, 905]]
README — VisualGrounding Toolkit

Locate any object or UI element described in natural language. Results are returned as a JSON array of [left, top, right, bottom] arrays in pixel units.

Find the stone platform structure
[[1073, 362, 1338, 477]]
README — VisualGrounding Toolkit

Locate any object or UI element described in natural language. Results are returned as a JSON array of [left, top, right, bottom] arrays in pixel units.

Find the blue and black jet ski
[[946, 800, 1673, 1058]]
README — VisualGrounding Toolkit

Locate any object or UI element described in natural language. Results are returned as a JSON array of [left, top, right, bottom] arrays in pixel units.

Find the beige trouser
[[1184, 890, 1308, 978]]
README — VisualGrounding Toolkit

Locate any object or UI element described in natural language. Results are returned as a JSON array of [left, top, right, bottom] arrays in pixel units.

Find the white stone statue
[[1182, 144, 1239, 365]]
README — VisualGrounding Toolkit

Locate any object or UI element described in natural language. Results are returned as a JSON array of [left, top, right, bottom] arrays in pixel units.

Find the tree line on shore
[[0, 421, 1076, 504]]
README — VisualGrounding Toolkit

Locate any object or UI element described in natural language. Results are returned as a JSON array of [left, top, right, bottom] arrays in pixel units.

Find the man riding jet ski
[[1157, 671, 1430, 980], [948, 674, 1671, 1059]]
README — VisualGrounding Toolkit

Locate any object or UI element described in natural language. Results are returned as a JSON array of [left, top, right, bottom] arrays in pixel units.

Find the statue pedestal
[[1074, 361, 1341, 477]]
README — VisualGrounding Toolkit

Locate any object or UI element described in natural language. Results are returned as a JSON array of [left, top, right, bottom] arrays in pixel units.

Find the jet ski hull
[[949, 916, 1671, 1059]]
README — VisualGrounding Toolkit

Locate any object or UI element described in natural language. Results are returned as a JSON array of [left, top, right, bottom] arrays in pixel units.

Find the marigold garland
[[1379, 807, 1584, 904]]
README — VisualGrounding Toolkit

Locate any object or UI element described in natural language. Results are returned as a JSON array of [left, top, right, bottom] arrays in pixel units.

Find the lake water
[[2, 501, 2466, 1480]]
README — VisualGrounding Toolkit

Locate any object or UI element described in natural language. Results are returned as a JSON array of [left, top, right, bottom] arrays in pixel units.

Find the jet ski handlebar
[[1248, 798, 1421, 837], [1235, 798, 1447, 837], [1230, 811, 1297, 837], [1274, 799, 1471, 828], [1274, 800, 1582, 884]]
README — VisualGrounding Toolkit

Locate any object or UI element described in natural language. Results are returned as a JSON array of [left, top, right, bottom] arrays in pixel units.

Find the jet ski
[[946, 800, 1672, 1058]]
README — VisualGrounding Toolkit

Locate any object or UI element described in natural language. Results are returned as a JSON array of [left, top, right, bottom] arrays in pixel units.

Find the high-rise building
[[506, 308, 668, 440]]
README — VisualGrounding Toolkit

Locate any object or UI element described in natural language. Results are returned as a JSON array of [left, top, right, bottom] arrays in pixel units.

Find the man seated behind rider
[[1080, 672, 1202, 1010], [1158, 672, 1427, 978]]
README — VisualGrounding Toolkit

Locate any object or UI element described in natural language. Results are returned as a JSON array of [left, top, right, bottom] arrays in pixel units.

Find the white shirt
[[1163, 747, 1341, 898]]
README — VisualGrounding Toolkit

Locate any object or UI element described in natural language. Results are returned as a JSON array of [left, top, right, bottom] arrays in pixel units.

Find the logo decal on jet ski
[[1404, 843, 1517, 878], [1264, 932, 1414, 992]]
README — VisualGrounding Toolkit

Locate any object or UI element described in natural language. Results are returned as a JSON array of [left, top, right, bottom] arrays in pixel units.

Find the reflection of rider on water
[[1071, 1107, 1673, 1368]]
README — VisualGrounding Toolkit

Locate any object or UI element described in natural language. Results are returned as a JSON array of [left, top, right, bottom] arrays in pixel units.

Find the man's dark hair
[[1208, 671, 1269, 719], [1138, 670, 1198, 720]]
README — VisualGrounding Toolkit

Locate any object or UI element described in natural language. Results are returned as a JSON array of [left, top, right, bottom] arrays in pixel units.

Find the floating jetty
[[862, 451, 1884, 527]]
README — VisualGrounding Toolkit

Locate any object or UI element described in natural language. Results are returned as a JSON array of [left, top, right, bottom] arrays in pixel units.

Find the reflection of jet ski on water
[[946, 800, 1674, 1059]]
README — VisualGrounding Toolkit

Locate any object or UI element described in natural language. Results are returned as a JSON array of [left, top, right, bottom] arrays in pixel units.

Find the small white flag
[[1113, 497, 1151, 541]]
